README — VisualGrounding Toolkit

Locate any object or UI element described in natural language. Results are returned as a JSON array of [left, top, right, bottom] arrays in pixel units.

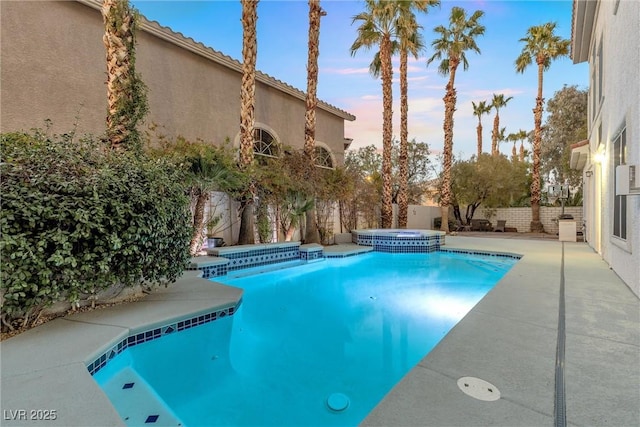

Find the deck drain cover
[[457, 377, 500, 401], [326, 393, 350, 411]]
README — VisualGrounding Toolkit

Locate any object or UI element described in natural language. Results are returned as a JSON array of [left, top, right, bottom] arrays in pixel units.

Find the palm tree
[[495, 126, 506, 155], [471, 100, 491, 158], [507, 132, 518, 161], [490, 93, 513, 156], [102, 0, 148, 152], [427, 6, 485, 233], [520, 138, 527, 162], [238, 0, 259, 244], [303, 0, 326, 244], [186, 147, 243, 255], [395, 0, 439, 229], [350, 0, 396, 228], [511, 135, 518, 160], [508, 129, 528, 162], [516, 22, 570, 232]]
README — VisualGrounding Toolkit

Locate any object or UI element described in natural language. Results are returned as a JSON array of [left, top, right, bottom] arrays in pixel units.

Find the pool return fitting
[[457, 377, 501, 401]]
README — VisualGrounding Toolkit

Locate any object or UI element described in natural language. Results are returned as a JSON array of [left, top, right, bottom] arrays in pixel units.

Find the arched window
[[253, 128, 278, 158], [314, 146, 333, 169]]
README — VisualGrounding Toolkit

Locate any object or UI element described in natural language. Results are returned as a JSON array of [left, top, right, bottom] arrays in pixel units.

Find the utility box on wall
[[558, 220, 577, 242]]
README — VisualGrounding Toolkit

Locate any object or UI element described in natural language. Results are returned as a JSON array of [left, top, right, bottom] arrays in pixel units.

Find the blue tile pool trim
[[186, 263, 228, 279], [325, 251, 370, 258], [354, 233, 444, 253], [223, 246, 301, 271], [300, 250, 324, 261], [439, 248, 523, 260], [87, 304, 238, 376]]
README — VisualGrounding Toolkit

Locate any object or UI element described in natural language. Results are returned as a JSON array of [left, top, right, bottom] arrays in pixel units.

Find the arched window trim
[[253, 128, 279, 159], [232, 123, 281, 160], [314, 142, 335, 169]]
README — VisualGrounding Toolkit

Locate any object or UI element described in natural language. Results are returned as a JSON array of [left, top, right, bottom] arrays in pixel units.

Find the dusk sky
[[130, 0, 589, 160]]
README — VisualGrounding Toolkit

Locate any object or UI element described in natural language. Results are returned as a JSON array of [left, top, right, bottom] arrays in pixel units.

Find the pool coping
[[1, 238, 638, 426], [0, 273, 243, 427]]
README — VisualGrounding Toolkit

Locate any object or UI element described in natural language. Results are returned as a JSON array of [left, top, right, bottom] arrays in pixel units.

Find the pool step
[[225, 259, 310, 279], [99, 366, 184, 427]]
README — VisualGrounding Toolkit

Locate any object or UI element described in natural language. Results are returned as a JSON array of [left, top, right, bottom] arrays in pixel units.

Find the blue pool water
[[94, 251, 517, 426]]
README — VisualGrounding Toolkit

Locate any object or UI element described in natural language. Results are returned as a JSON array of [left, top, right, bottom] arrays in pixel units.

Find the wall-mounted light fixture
[[593, 152, 606, 164], [585, 171, 593, 177]]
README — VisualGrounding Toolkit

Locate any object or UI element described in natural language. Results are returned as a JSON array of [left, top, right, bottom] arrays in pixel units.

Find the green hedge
[[1, 130, 192, 330]]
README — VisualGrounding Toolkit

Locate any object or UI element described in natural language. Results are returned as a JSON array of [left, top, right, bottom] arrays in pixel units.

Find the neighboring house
[[0, 0, 355, 167], [571, 0, 639, 296]]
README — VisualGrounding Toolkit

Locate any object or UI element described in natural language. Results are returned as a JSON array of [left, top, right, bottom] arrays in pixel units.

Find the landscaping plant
[[0, 129, 191, 332]]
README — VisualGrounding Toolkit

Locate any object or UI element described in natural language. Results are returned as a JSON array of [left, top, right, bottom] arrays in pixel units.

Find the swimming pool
[[94, 251, 517, 426]]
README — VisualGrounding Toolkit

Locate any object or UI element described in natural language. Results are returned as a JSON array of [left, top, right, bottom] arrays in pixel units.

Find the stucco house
[[0, 0, 355, 166], [571, 0, 639, 296]]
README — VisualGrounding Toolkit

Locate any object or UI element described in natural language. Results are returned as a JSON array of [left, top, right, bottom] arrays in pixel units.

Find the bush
[[1, 129, 192, 330]]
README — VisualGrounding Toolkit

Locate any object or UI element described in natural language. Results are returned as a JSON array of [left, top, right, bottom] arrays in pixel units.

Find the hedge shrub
[[1, 130, 192, 330]]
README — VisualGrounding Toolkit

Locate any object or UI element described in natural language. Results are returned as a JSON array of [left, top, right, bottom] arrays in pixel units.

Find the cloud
[[407, 75, 429, 82], [341, 91, 486, 160], [406, 96, 441, 114], [407, 56, 428, 65], [464, 88, 525, 99], [388, 61, 427, 75], [324, 67, 370, 75]]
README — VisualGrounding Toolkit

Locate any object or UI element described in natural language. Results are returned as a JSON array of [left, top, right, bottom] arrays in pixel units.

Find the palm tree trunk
[[519, 141, 525, 162], [303, 0, 324, 244], [476, 122, 483, 158], [440, 63, 458, 234], [304, 209, 320, 243], [238, 199, 255, 244], [491, 113, 499, 156], [189, 190, 209, 256], [284, 226, 296, 242], [530, 62, 544, 232], [238, 0, 259, 245], [240, 0, 258, 167], [304, 0, 322, 158], [398, 48, 409, 228], [380, 34, 394, 229], [102, 0, 133, 150]]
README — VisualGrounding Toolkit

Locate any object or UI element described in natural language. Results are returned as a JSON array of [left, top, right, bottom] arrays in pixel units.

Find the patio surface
[[1, 235, 638, 426], [364, 236, 639, 426]]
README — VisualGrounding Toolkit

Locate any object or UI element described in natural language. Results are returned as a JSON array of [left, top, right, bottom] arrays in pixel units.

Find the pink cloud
[[465, 88, 525, 98], [324, 67, 370, 75]]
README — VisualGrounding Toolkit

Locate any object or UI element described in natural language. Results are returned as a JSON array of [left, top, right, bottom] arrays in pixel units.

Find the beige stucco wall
[[575, 0, 639, 296], [1, 1, 106, 137], [1, 0, 352, 165]]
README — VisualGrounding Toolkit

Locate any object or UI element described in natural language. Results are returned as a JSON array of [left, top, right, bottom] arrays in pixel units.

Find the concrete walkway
[[1, 237, 638, 426], [363, 237, 640, 426], [0, 272, 242, 426]]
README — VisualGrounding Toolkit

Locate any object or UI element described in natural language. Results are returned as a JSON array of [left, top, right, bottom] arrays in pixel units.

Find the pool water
[[94, 251, 517, 426]]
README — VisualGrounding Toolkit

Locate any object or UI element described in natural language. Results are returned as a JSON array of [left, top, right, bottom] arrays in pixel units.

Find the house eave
[[571, 0, 597, 64], [570, 139, 590, 170]]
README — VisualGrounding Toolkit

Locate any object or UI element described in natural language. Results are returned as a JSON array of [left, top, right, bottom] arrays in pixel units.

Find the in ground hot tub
[[352, 229, 445, 253]]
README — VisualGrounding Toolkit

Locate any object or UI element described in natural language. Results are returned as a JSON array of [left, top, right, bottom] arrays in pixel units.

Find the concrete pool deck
[[1, 236, 638, 426], [364, 236, 640, 426]]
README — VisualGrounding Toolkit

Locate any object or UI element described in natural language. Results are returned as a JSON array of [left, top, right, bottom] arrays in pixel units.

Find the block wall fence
[[401, 205, 582, 235]]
